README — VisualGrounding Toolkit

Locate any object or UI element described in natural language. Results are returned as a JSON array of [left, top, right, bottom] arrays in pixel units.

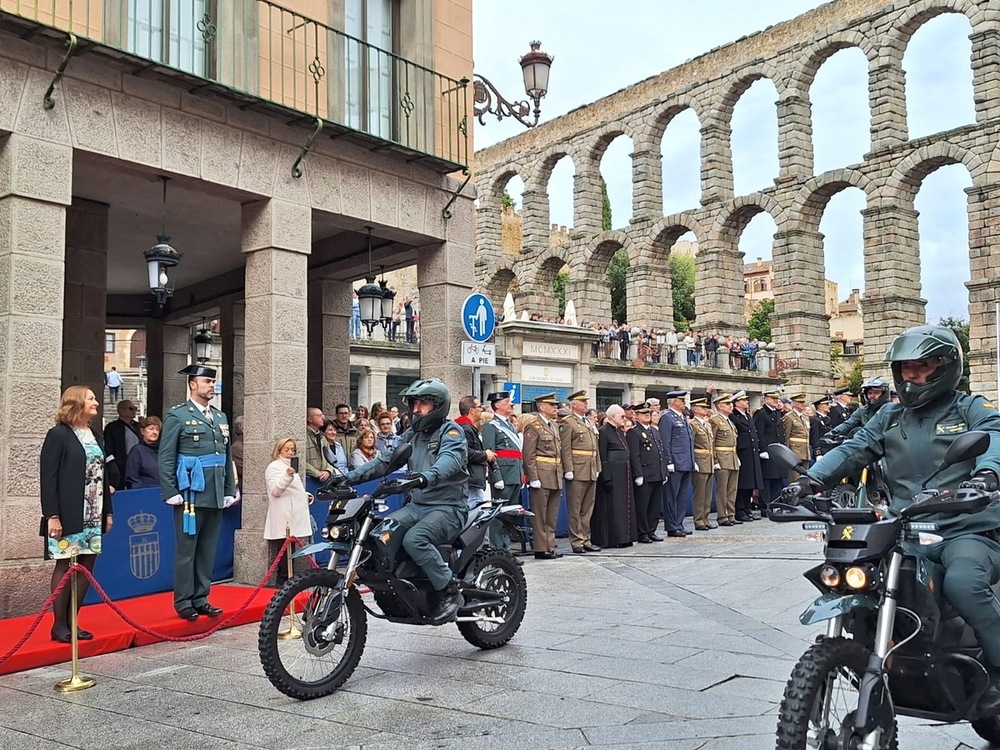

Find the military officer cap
[[568, 390, 589, 401], [179, 364, 217, 380], [713, 393, 732, 406], [665, 390, 687, 400], [486, 391, 510, 404], [633, 405, 652, 414], [813, 397, 830, 408], [731, 390, 749, 402], [790, 393, 807, 403], [621, 403, 635, 411], [690, 396, 709, 407], [763, 388, 783, 398], [533, 392, 559, 405], [833, 386, 854, 396]]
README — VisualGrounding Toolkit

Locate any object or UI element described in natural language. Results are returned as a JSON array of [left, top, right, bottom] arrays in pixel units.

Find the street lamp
[[378, 266, 396, 332], [144, 177, 181, 312], [473, 41, 554, 128], [193, 324, 213, 363], [356, 227, 384, 336]]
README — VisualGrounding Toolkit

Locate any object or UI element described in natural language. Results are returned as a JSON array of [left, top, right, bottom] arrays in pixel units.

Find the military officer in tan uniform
[[560, 389, 602, 554], [523, 392, 564, 560], [710, 393, 740, 527], [689, 396, 717, 530], [783, 392, 811, 481]]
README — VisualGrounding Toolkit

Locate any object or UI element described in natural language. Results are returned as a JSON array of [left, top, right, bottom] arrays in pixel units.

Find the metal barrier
[[0, 0, 470, 170]]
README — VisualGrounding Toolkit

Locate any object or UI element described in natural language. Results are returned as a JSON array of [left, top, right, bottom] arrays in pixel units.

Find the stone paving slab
[[0, 521, 990, 749]]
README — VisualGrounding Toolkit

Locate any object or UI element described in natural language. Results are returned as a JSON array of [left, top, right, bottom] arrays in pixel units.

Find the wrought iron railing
[[0, 0, 470, 170]]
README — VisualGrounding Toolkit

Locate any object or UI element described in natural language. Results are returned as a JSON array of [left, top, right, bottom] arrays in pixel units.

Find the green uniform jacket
[[809, 393, 1000, 536], [158, 401, 236, 509], [482, 416, 523, 488], [346, 419, 468, 508], [829, 402, 879, 438]]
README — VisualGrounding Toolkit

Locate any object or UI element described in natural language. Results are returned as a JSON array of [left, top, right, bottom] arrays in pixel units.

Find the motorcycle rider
[[343, 378, 469, 624], [785, 325, 1000, 693], [822, 376, 892, 446]]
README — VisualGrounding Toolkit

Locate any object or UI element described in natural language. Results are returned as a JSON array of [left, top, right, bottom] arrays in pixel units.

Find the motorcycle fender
[[800, 592, 878, 626], [292, 542, 335, 559]]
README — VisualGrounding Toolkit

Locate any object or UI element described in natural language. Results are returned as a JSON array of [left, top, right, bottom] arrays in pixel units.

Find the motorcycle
[[767, 432, 1000, 749], [817, 430, 890, 511], [258, 444, 532, 700]]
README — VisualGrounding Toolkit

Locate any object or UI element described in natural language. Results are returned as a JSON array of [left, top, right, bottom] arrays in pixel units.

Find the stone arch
[[526, 146, 577, 195], [706, 66, 790, 129], [643, 213, 705, 265], [882, 142, 985, 203], [522, 252, 575, 321], [645, 97, 707, 149], [481, 264, 523, 311], [789, 30, 878, 96], [580, 230, 638, 272], [585, 122, 639, 167], [889, 0, 984, 53], [790, 169, 876, 232], [710, 194, 788, 245], [488, 167, 527, 204]]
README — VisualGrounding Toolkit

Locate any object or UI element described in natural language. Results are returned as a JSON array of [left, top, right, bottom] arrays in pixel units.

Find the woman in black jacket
[[40, 385, 115, 642], [124, 416, 161, 489]]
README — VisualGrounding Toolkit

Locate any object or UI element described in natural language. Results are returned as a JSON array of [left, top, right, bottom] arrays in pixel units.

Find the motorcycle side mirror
[[767, 443, 809, 475], [385, 442, 412, 474], [920, 431, 991, 489]]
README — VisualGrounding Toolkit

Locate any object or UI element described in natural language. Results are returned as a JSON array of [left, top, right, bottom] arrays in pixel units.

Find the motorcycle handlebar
[[372, 476, 423, 499]]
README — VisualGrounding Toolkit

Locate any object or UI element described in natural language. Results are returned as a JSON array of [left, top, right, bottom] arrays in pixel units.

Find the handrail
[[0, 0, 470, 170]]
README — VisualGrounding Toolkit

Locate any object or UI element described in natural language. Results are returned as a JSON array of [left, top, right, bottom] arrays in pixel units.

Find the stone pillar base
[[0, 560, 53, 617], [233, 530, 272, 587]]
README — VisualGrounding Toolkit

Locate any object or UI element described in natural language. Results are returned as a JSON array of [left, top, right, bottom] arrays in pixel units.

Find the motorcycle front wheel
[[457, 548, 527, 649], [776, 636, 897, 750], [258, 568, 367, 700]]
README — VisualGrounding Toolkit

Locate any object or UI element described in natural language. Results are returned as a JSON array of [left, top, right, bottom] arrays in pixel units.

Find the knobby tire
[[457, 548, 527, 650]]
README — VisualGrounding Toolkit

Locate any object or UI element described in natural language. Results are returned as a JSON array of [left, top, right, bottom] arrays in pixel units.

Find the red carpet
[[0, 584, 278, 675]]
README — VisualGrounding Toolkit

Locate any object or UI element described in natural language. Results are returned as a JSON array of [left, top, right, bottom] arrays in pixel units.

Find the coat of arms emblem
[[128, 511, 160, 580]]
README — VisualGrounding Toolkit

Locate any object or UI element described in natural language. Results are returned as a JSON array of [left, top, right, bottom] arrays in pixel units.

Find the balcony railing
[[0, 0, 470, 172]]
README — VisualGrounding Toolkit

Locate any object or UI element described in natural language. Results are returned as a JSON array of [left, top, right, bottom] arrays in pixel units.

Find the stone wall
[[474, 0, 1000, 395]]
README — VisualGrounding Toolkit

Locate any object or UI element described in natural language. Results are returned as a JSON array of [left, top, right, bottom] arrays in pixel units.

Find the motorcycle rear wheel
[[457, 548, 527, 649], [776, 636, 897, 750], [258, 568, 367, 700]]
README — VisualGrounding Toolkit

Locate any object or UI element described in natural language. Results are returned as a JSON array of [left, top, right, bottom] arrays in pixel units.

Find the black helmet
[[859, 376, 891, 411], [884, 325, 963, 409], [399, 378, 451, 433]]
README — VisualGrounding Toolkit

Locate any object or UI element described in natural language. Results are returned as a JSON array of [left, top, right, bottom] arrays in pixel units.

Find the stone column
[[573, 168, 604, 235], [693, 241, 744, 338], [699, 123, 734, 206], [417, 216, 475, 405], [520, 188, 549, 253], [770, 229, 831, 392], [156, 323, 191, 414], [0, 133, 72, 615], [307, 278, 351, 412], [628, 263, 672, 330], [631, 149, 663, 222], [971, 30, 1000, 124], [62, 199, 109, 417], [965, 184, 1000, 395], [220, 299, 245, 420], [776, 95, 813, 182], [869, 61, 907, 151], [566, 277, 611, 326], [356, 367, 371, 409], [861, 204, 924, 373], [367, 365, 389, 406], [235, 199, 311, 585]]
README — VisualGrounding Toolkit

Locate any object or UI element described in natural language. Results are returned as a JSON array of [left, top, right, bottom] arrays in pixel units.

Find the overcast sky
[[472, 2, 976, 323]]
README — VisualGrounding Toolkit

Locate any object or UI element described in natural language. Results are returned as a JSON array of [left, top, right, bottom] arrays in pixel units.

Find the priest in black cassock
[[592, 404, 640, 548]]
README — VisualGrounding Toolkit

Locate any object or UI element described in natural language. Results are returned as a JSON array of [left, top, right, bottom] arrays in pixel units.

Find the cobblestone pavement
[[0, 521, 990, 749]]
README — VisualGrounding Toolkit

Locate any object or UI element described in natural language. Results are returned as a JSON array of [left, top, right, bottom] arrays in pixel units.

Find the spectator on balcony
[[404, 295, 417, 343], [390, 302, 402, 342], [664, 327, 678, 365], [681, 331, 695, 366], [618, 324, 631, 361], [692, 331, 704, 367], [350, 291, 361, 339], [705, 334, 720, 368], [124, 416, 162, 490]]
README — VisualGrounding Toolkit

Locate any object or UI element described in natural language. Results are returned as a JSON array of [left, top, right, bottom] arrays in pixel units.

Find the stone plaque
[[522, 341, 579, 361], [522, 363, 574, 385]]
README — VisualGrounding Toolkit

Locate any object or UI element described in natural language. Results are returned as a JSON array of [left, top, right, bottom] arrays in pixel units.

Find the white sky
[[473, 2, 976, 322]]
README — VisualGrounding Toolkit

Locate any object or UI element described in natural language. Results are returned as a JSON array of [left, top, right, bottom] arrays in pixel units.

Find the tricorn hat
[[179, 364, 217, 380], [486, 391, 510, 404]]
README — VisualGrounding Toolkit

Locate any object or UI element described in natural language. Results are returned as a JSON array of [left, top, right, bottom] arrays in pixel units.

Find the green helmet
[[859, 376, 891, 411], [399, 378, 451, 433], [883, 325, 963, 409]]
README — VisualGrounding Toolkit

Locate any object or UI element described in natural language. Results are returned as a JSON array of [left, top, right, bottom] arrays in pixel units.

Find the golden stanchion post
[[55, 550, 96, 692], [277, 524, 301, 640]]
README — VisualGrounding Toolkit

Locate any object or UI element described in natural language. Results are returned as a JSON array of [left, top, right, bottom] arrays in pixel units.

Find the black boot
[[429, 579, 463, 624]]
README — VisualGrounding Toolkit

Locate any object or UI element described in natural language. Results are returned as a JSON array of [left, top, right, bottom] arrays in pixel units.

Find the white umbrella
[[503, 291, 516, 321], [564, 299, 578, 327]]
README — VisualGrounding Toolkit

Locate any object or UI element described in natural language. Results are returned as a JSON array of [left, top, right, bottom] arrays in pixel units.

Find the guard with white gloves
[[481, 390, 524, 550], [523, 393, 564, 560], [626, 404, 664, 543], [753, 388, 787, 512], [560, 390, 602, 554]]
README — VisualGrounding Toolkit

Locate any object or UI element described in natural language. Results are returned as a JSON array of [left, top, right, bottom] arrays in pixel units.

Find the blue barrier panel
[[520, 485, 569, 539]]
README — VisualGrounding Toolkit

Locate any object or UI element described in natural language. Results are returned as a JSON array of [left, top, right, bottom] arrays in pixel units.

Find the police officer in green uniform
[[159, 365, 237, 621], [825, 376, 891, 442], [788, 325, 1000, 685], [344, 378, 469, 624]]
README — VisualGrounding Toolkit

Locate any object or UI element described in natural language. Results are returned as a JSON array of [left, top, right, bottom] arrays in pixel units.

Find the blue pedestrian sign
[[502, 382, 521, 406], [462, 293, 496, 342]]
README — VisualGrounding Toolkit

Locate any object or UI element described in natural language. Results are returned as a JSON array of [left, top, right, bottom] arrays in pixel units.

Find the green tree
[[501, 190, 515, 210], [747, 298, 774, 342], [553, 270, 568, 317], [939, 315, 971, 394], [669, 253, 696, 328], [608, 250, 629, 322], [601, 178, 612, 231], [845, 357, 865, 395]]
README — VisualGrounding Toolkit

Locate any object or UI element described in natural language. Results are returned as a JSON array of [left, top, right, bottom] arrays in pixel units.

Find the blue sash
[[176, 454, 227, 535]]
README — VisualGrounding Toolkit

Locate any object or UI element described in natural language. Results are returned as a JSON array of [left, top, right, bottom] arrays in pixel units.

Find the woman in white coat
[[264, 438, 314, 585]]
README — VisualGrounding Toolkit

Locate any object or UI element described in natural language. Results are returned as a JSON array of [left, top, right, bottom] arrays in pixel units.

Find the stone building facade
[[474, 0, 1000, 394], [0, 0, 475, 615]]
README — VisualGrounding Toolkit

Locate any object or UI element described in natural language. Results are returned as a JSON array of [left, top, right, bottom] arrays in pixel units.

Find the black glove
[[819, 434, 843, 451], [403, 472, 429, 489], [961, 470, 999, 493], [780, 475, 820, 503]]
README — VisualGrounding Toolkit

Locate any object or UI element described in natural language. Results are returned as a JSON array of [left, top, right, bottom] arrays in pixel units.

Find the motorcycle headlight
[[845, 566, 870, 590], [820, 565, 841, 588], [320, 526, 330, 539], [329, 526, 342, 540]]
